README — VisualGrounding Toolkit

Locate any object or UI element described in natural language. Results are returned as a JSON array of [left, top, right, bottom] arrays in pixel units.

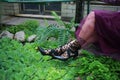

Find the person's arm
[[101, 0, 120, 5]]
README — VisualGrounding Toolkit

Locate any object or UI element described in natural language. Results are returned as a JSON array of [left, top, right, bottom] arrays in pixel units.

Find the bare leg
[[82, 33, 98, 47], [78, 11, 98, 47]]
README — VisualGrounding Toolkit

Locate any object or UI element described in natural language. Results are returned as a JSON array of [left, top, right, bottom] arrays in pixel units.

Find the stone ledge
[[15, 14, 60, 19]]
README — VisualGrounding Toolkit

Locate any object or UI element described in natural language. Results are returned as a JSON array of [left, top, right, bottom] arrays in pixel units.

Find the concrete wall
[[61, 2, 76, 21], [61, 1, 120, 20], [83, 1, 120, 16], [0, 2, 19, 24], [1, 1, 120, 21], [1, 2, 19, 15]]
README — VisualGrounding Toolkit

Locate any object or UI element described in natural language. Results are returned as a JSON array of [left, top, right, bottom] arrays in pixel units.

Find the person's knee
[[86, 11, 95, 29], [89, 11, 95, 18], [87, 11, 95, 21]]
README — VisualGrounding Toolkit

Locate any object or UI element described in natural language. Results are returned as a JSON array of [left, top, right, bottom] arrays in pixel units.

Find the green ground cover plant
[[0, 13, 120, 80], [6, 20, 39, 34], [6, 20, 39, 39], [0, 37, 120, 80]]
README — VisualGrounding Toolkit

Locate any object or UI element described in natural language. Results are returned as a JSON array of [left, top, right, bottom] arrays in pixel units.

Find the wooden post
[[75, 0, 84, 24]]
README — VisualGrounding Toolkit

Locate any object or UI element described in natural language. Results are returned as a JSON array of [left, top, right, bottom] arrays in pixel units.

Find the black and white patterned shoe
[[38, 40, 81, 54]]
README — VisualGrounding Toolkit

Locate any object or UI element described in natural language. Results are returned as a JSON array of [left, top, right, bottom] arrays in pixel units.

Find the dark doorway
[[44, 2, 61, 15], [20, 3, 40, 14], [20, 2, 61, 15]]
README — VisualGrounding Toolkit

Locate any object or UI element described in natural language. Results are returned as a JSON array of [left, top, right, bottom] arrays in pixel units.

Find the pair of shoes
[[38, 47, 78, 61], [38, 39, 82, 61], [53, 48, 78, 61]]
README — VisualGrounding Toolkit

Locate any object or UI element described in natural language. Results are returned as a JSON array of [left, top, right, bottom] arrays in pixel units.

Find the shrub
[[6, 20, 39, 37]]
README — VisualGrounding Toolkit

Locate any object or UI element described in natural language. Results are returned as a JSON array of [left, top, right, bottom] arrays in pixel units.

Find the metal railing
[[2, 0, 75, 3]]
